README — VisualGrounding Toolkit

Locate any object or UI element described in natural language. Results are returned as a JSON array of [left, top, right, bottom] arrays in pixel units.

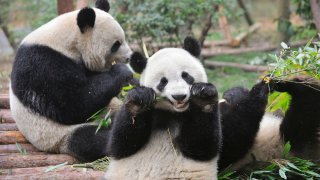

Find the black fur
[[220, 87, 250, 116], [129, 52, 147, 74], [77, 7, 96, 33], [68, 125, 109, 162], [11, 44, 133, 125], [111, 40, 121, 53], [274, 78, 320, 158], [183, 36, 201, 57], [181, 71, 195, 85], [218, 81, 271, 169], [157, 77, 168, 92], [108, 83, 221, 161], [95, 0, 110, 12]]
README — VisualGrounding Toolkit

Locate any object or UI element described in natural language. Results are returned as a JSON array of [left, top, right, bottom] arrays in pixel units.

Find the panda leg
[[66, 125, 110, 162], [219, 81, 271, 169], [274, 77, 320, 158]]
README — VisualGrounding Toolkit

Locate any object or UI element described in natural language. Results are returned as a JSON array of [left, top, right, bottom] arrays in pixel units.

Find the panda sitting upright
[[10, 0, 133, 162], [105, 37, 222, 179]]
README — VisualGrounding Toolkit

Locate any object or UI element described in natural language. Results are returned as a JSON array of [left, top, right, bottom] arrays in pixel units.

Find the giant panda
[[105, 36, 320, 179], [218, 75, 320, 171], [9, 0, 133, 162], [104, 37, 222, 179]]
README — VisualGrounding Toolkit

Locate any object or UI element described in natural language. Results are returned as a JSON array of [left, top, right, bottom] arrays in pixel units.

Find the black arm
[[107, 87, 155, 159], [177, 83, 221, 161], [219, 81, 270, 169]]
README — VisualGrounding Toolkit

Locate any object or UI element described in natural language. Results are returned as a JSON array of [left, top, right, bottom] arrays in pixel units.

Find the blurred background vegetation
[[0, 0, 319, 94]]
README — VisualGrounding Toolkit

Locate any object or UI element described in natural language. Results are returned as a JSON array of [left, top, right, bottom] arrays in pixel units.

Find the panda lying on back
[[105, 37, 320, 179], [10, 0, 133, 161]]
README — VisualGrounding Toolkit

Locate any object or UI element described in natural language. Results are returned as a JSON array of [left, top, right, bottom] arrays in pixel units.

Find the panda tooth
[[112, 60, 116, 65]]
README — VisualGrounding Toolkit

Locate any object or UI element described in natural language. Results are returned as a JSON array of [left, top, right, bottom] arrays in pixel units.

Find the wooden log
[[0, 123, 18, 131], [0, 165, 104, 176], [202, 40, 308, 57], [0, 109, 15, 123], [0, 154, 78, 168], [0, 94, 10, 109], [0, 131, 28, 144], [204, 61, 269, 72], [0, 171, 103, 180], [0, 144, 40, 153]]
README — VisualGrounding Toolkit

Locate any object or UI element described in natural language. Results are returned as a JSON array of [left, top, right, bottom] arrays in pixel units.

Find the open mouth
[[173, 101, 189, 109]]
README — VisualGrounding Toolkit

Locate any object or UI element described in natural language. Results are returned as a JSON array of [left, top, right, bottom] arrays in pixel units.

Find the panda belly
[[105, 130, 218, 180], [9, 87, 80, 153], [231, 113, 284, 170]]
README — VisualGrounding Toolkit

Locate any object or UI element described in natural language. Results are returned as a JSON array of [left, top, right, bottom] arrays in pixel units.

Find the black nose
[[172, 94, 187, 101]]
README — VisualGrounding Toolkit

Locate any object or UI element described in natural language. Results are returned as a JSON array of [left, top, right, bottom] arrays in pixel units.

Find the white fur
[[22, 8, 132, 72], [230, 113, 284, 170], [140, 48, 207, 112], [9, 87, 82, 153], [105, 130, 218, 180]]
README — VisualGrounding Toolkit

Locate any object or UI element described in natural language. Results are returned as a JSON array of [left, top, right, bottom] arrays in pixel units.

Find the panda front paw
[[190, 83, 218, 112], [125, 87, 156, 116], [111, 63, 133, 84]]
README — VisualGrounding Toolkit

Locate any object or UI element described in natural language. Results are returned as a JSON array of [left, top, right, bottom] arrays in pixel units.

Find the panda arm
[[176, 83, 221, 161], [107, 87, 154, 159], [218, 81, 270, 169], [274, 77, 320, 154]]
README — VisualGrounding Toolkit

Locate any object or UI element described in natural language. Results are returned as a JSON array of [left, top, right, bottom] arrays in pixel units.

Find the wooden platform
[[0, 94, 104, 179]]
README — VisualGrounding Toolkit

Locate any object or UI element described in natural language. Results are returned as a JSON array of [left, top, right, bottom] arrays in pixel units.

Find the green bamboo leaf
[[279, 169, 287, 179], [45, 162, 68, 172]]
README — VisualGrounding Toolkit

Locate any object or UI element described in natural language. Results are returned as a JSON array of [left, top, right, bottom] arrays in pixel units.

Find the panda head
[[76, 0, 132, 71], [130, 37, 207, 112]]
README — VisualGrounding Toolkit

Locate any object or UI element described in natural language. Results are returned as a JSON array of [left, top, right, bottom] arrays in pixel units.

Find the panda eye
[[111, 40, 121, 53], [157, 77, 168, 92], [181, 71, 194, 85]]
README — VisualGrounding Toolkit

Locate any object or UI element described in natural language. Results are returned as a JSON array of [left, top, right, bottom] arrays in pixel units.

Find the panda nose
[[172, 94, 187, 102]]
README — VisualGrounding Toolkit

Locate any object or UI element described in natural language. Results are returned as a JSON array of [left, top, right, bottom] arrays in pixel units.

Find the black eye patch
[[181, 71, 194, 85], [157, 77, 168, 92], [111, 41, 121, 53]]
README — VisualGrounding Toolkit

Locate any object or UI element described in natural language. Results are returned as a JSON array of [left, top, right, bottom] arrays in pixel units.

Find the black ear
[[130, 52, 147, 74], [183, 36, 201, 57], [77, 7, 96, 33], [95, 0, 110, 12]]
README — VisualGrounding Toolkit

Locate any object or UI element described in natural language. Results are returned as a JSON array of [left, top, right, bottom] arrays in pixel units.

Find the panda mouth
[[173, 101, 189, 109]]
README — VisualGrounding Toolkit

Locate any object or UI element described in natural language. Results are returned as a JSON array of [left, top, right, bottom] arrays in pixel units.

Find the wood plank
[[0, 170, 104, 180], [0, 94, 10, 109], [0, 131, 28, 144], [0, 109, 15, 123], [0, 154, 78, 168], [0, 165, 101, 175], [0, 144, 39, 153], [0, 123, 18, 131]]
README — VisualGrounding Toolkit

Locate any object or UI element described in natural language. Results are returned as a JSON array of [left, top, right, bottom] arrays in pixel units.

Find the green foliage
[[219, 142, 320, 179], [110, 0, 232, 44], [15, 142, 27, 155], [87, 108, 112, 134], [266, 39, 320, 114], [269, 40, 320, 80], [73, 156, 110, 171]]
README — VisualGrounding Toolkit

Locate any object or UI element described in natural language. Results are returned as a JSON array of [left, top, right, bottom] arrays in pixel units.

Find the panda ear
[[77, 7, 96, 33], [183, 36, 201, 57], [130, 52, 148, 74], [95, 0, 110, 12]]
